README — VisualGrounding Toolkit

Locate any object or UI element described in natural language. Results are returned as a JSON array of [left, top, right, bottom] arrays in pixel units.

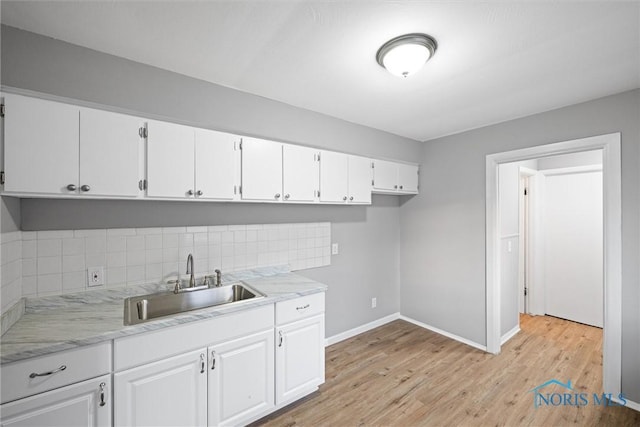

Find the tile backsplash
[[1, 222, 330, 304]]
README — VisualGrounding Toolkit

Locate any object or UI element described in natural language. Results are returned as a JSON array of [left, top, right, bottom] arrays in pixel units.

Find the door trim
[[485, 133, 621, 397]]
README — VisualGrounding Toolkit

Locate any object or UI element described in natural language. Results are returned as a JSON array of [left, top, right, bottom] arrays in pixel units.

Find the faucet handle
[[167, 279, 182, 293], [203, 276, 211, 288], [214, 269, 222, 286]]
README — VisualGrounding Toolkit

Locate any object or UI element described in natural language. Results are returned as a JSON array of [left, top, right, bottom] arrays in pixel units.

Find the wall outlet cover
[[331, 243, 339, 255], [87, 266, 105, 287]]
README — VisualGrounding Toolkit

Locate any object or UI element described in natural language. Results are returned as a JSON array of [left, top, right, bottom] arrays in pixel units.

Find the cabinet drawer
[[0, 341, 112, 404], [276, 293, 325, 325]]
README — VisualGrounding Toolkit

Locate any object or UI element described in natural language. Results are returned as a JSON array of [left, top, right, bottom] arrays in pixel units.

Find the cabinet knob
[[275, 193, 281, 199], [394, 185, 398, 189], [187, 190, 194, 196], [400, 185, 403, 189], [80, 184, 90, 192], [343, 196, 347, 201], [66, 184, 77, 191], [349, 196, 354, 201], [284, 194, 290, 200], [196, 190, 203, 196]]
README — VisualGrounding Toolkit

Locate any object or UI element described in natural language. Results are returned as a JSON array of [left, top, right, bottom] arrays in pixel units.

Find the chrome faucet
[[186, 254, 196, 288]]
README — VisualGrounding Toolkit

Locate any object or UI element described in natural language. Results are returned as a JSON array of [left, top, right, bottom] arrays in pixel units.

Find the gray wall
[[1, 197, 20, 232], [1, 25, 422, 338], [400, 89, 640, 401]]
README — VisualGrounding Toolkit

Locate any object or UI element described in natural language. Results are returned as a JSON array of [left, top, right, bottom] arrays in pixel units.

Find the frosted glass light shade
[[376, 33, 437, 78]]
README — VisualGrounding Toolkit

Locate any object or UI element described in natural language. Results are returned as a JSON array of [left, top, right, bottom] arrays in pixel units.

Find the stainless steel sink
[[124, 283, 264, 325]]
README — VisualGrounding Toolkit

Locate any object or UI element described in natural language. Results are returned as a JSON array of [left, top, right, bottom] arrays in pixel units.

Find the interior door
[[544, 170, 603, 327]]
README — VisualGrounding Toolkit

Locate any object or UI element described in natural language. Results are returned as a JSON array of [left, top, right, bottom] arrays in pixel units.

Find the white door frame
[[486, 133, 621, 396]]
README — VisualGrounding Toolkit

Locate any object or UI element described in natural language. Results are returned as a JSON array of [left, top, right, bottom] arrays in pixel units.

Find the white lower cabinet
[[275, 293, 326, 406], [114, 348, 208, 427], [276, 315, 325, 405], [208, 330, 275, 426], [0, 374, 111, 427]]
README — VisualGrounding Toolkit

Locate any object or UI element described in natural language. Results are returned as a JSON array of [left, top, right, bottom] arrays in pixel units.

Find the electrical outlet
[[371, 297, 377, 308], [331, 243, 339, 255], [87, 266, 105, 287]]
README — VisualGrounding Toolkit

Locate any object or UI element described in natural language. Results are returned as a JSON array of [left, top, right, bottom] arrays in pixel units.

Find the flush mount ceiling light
[[376, 33, 438, 78]]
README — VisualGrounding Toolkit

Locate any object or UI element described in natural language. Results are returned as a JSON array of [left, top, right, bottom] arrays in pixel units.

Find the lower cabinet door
[[0, 374, 111, 427], [276, 314, 325, 405], [208, 330, 275, 427], [114, 348, 207, 427]]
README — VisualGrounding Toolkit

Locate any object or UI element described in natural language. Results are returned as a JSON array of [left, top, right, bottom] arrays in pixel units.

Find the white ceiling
[[2, 1, 639, 142]]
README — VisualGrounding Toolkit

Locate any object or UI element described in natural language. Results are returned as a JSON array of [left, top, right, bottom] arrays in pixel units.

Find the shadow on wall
[[15, 197, 406, 230]]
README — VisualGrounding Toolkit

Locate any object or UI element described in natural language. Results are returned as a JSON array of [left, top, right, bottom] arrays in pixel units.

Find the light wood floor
[[255, 315, 640, 426]]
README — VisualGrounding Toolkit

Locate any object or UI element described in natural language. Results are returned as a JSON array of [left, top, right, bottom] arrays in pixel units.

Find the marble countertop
[[0, 268, 327, 365]]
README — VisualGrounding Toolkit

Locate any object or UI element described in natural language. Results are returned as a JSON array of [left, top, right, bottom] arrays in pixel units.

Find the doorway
[[485, 133, 621, 397]]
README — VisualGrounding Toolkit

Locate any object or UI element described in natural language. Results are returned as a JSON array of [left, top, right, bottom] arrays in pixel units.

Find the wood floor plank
[[254, 315, 640, 426]]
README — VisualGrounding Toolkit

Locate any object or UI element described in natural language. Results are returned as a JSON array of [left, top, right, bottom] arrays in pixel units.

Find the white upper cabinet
[[319, 150, 348, 203], [241, 137, 283, 201], [397, 163, 419, 193], [372, 159, 419, 194], [146, 120, 195, 198], [282, 144, 319, 202], [194, 129, 239, 200], [348, 155, 373, 204], [80, 108, 143, 197], [319, 151, 371, 204], [3, 94, 79, 195]]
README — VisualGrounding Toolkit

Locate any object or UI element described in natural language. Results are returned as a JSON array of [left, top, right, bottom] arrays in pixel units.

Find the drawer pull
[[296, 304, 310, 311], [99, 382, 106, 407], [29, 365, 66, 378]]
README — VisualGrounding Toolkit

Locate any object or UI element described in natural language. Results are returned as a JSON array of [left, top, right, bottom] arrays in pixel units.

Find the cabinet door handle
[[211, 351, 216, 370], [187, 190, 194, 196], [200, 353, 205, 373], [66, 184, 77, 191], [29, 365, 66, 378], [400, 185, 403, 190], [99, 382, 107, 407], [284, 194, 290, 200], [196, 190, 203, 196], [80, 185, 90, 192], [278, 330, 283, 347], [349, 196, 354, 201], [275, 193, 281, 199], [343, 196, 347, 201], [394, 185, 398, 189]]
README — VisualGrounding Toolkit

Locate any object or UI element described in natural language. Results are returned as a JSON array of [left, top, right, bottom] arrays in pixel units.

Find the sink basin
[[124, 283, 264, 325]]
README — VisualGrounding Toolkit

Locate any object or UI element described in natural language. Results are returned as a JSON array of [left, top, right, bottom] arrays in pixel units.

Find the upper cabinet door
[[398, 163, 419, 193], [3, 94, 79, 195], [372, 159, 398, 191], [194, 129, 239, 200], [241, 137, 283, 201], [319, 150, 348, 203], [80, 108, 143, 198], [146, 120, 195, 198], [347, 155, 372, 204], [282, 144, 319, 202]]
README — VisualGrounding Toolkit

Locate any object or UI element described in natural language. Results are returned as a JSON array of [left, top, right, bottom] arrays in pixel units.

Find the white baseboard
[[501, 325, 520, 345], [325, 313, 400, 346], [399, 315, 487, 351], [621, 397, 640, 412]]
